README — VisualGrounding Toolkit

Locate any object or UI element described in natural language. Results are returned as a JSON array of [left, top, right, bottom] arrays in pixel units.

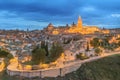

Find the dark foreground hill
[[0, 54, 120, 80]]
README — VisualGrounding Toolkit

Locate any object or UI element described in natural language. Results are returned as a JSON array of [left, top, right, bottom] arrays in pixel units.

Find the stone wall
[[7, 62, 81, 78], [41, 68, 60, 78], [61, 62, 81, 76]]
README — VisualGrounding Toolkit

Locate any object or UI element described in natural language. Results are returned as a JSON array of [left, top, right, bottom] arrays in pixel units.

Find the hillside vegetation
[[0, 54, 120, 80], [64, 54, 120, 80]]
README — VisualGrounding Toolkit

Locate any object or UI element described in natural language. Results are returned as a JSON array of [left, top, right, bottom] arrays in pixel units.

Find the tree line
[[31, 41, 64, 65]]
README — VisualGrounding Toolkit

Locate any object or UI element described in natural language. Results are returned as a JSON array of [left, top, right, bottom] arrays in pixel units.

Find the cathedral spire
[[78, 16, 81, 20], [77, 16, 82, 29]]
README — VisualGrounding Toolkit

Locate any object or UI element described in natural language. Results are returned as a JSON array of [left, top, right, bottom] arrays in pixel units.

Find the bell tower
[[77, 16, 82, 29]]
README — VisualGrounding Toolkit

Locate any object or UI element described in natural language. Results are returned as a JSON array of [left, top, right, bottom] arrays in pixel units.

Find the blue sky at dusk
[[0, 0, 120, 30]]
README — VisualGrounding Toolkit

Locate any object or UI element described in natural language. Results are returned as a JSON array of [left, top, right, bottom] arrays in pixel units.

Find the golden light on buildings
[[24, 65, 32, 70], [52, 29, 59, 35], [77, 16, 82, 29], [39, 64, 49, 69], [0, 61, 5, 72], [60, 53, 65, 59], [102, 29, 110, 34], [10, 58, 18, 63], [46, 16, 110, 35], [18, 64, 23, 70], [67, 16, 101, 34]]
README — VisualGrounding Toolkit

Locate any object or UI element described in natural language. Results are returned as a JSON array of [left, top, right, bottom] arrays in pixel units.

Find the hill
[[61, 54, 120, 80], [44, 54, 120, 80], [0, 54, 120, 80]]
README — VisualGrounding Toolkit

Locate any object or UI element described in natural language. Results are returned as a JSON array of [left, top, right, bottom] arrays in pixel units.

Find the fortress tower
[[77, 16, 82, 29]]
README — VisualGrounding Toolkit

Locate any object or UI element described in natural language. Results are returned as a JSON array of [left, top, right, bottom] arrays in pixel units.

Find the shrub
[[95, 48, 102, 56], [76, 53, 89, 60], [49, 43, 64, 62], [7, 54, 14, 60], [0, 49, 9, 58], [32, 48, 46, 65]]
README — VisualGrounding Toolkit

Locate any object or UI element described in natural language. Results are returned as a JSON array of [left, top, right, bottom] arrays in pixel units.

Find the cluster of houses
[[0, 26, 120, 70]]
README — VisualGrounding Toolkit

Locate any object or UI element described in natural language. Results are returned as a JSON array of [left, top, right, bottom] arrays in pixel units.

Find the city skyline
[[0, 0, 120, 30]]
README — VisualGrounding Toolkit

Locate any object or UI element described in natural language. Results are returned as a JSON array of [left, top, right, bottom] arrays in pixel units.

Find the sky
[[0, 0, 120, 30]]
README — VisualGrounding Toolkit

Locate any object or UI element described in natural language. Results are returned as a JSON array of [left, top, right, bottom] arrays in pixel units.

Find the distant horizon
[[0, 24, 120, 31]]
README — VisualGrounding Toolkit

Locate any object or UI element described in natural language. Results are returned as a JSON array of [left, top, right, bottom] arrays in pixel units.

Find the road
[[7, 51, 120, 73], [65, 51, 120, 67]]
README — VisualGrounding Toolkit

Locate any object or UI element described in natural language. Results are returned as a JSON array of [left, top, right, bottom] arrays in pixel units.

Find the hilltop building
[[44, 16, 109, 35]]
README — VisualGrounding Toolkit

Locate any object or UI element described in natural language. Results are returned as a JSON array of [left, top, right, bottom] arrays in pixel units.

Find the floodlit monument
[[45, 16, 109, 35]]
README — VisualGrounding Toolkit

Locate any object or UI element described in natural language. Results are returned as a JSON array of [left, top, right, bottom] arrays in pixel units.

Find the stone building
[[44, 16, 109, 35]]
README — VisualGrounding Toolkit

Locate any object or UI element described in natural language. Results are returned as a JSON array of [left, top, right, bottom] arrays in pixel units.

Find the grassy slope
[[63, 54, 120, 80], [0, 54, 120, 80]]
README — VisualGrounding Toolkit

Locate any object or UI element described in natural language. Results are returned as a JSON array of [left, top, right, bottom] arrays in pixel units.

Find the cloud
[[82, 6, 96, 12], [0, 0, 120, 29], [0, 0, 83, 16], [111, 14, 120, 18]]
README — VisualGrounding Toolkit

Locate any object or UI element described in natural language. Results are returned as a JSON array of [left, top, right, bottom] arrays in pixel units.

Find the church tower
[[47, 23, 54, 31], [77, 16, 82, 29]]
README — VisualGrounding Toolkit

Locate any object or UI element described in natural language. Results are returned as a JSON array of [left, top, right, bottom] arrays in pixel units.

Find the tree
[[7, 54, 14, 59], [0, 49, 9, 58], [49, 43, 64, 62], [100, 38, 118, 51], [90, 38, 100, 48], [0, 49, 14, 68], [117, 41, 120, 46], [44, 42, 49, 56], [86, 42, 90, 51], [63, 38, 72, 44], [95, 48, 102, 56], [41, 41, 49, 56], [76, 53, 89, 60], [32, 48, 46, 65], [102, 38, 109, 46], [110, 42, 118, 50], [41, 41, 46, 49]]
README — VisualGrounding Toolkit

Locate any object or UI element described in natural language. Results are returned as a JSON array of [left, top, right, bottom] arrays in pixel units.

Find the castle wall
[[7, 62, 81, 78]]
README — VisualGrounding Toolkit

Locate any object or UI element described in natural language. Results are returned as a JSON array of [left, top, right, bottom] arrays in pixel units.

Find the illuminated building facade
[[45, 16, 109, 35]]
